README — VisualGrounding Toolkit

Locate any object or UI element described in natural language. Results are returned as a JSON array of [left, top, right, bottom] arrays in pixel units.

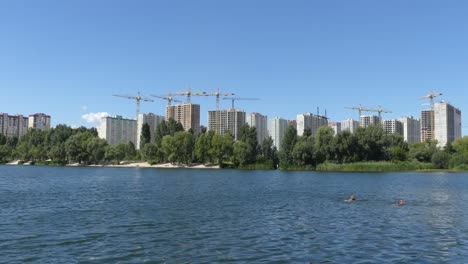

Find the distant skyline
[[1, 1, 467, 134]]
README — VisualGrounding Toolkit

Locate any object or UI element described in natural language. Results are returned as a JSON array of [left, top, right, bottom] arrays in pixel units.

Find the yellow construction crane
[[172, 86, 207, 103], [113, 92, 154, 119], [204, 87, 235, 111], [222, 97, 259, 109], [366, 105, 392, 120], [344, 104, 372, 120], [150, 94, 182, 106]]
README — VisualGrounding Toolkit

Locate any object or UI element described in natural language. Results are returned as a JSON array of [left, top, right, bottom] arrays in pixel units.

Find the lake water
[[1, 166, 468, 263]]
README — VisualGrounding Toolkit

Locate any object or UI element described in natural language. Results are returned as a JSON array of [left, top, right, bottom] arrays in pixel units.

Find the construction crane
[[204, 88, 235, 111], [222, 97, 259, 109], [367, 105, 392, 120], [113, 92, 154, 119], [421, 91, 443, 109], [172, 86, 207, 103], [150, 94, 182, 106], [344, 104, 372, 120]]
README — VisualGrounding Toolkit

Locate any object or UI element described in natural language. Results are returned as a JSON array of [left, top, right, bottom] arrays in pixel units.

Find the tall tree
[[279, 125, 297, 168], [140, 123, 151, 149]]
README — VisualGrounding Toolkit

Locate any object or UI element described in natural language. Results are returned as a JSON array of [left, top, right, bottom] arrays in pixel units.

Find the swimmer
[[397, 199, 405, 206], [346, 194, 357, 202]]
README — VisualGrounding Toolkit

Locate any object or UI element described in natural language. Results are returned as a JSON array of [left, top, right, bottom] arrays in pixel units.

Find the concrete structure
[[420, 110, 433, 142], [398, 116, 421, 144], [433, 101, 462, 147], [341, 118, 359, 134], [288, 120, 297, 130], [166, 103, 201, 134], [246, 112, 268, 144], [136, 113, 165, 149], [208, 109, 246, 140], [296, 113, 328, 136], [328, 121, 341, 135], [382, 119, 404, 136], [269, 117, 288, 150], [28, 113, 51, 131], [360, 115, 380, 128], [0, 113, 29, 138], [98, 116, 137, 146]]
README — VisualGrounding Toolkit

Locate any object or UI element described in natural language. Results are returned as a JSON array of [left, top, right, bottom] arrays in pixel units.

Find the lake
[[1, 166, 468, 263]]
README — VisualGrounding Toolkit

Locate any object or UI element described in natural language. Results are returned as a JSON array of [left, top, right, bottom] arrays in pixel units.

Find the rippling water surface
[[1, 166, 468, 263]]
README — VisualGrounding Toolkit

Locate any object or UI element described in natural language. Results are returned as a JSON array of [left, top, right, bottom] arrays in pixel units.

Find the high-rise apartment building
[[269, 117, 288, 151], [246, 112, 268, 144], [166, 103, 200, 134], [296, 113, 328, 136], [420, 110, 433, 142], [136, 113, 165, 149], [433, 102, 462, 147], [360, 115, 380, 128], [28, 113, 51, 131], [0, 113, 29, 138], [398, 116, 421, 144], [208, 109, 246, 140], [341, 118, 359, 134], [382, 119, 404, 136], [328, 121, 342, 135], [98, 116, 136, 146]]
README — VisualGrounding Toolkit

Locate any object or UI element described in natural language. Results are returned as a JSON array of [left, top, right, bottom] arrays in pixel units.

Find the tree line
[[1, 120, 468, 170]]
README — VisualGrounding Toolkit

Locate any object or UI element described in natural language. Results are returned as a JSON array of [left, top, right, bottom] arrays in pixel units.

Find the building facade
[[136, 113, 165, 149], [360, 115, 380, 128], [246, 112, 268, 144], [341, 118, 359, 134], [328, 121, 342, 135], [208, 109, 246, 140], [0, 113, 29, 138], [166, 103, 201, 134], [98, 116, 137, 146], [269, 117, 288, 151], [382, 119, 404, 136], [28, 113, 51, 131], [433, 102, 462, 147], [420, 110, 433, 142], [296, 113, 328, 136], [398, 116, 421, 144]]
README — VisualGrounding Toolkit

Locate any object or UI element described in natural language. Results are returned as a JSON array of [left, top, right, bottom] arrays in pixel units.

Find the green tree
[[105, 143, 127, 164], [87, 138, 108, 164], [65, 132, 94, 164], [432, 150, 450, 169], [333, 130, 359, 163], [292, 136, 315, 166], [238, 124, 258, 164], [232, 141, 250, 167], [0, 145, 12, 163], [48, 143, 67, 164], [279, 125, 297, 168], [141, 143, 158, 162], [140, 123, 151, 149], [408, 140, 438, 163], [258, 137, 279, 168], [195, 133, 210, 163], [314, 126, 335, 164]]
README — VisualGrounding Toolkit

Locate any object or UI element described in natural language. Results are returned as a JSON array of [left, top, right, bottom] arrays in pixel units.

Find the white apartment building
[[382, 119, 404, 136], [136, 113, 165, 149], [398, 116, 421, 144], [246, 112, 268, 144], [28, 113, 51, 131], [208, 109, 246, 140], [433, 101, 462, 147], [269, 117, 288, 151], [296, 113, 328, 136], [341, 118, 359, 134], [98, 116, 137, 146], [360, 115, 380, 128], [328, 121, 341, 135]]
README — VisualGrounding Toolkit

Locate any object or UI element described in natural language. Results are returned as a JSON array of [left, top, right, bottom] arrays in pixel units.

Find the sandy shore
[[85, 162, 220, 169]]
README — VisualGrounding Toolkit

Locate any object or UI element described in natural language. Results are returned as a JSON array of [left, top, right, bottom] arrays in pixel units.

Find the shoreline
[[5, 160, 220, 169]]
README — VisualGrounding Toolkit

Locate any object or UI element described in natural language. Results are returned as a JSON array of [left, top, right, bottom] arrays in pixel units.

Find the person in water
[[397, 199, 405, 206], [347, 194, 357, 202]]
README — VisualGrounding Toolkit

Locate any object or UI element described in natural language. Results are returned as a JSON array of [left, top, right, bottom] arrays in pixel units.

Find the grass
[[316, 161, 435, 172]]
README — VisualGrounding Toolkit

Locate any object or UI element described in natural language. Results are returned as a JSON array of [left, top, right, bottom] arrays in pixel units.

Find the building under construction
[[207, 109, 246, 140], [166, 103, 201, 134]]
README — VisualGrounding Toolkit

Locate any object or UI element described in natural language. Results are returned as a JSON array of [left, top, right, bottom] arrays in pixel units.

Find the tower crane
[[421, 91, 442, 109], [172, 86, 207, 103], [113, 92, 154, 119], [366, 105, 392, 120], [150, 94, 182, 106], [344, 104, 372, 120], [222, 97, 260, 109]]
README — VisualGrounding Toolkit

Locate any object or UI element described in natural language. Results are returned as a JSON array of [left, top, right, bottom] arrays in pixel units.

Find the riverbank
[[5, 160, 220, 169]]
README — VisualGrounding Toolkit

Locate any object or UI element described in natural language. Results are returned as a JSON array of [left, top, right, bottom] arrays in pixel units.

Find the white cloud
[[81, 112, 109, 127]]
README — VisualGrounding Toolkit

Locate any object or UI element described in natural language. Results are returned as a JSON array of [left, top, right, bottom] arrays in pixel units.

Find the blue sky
[[1, 0, 467, 133]]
